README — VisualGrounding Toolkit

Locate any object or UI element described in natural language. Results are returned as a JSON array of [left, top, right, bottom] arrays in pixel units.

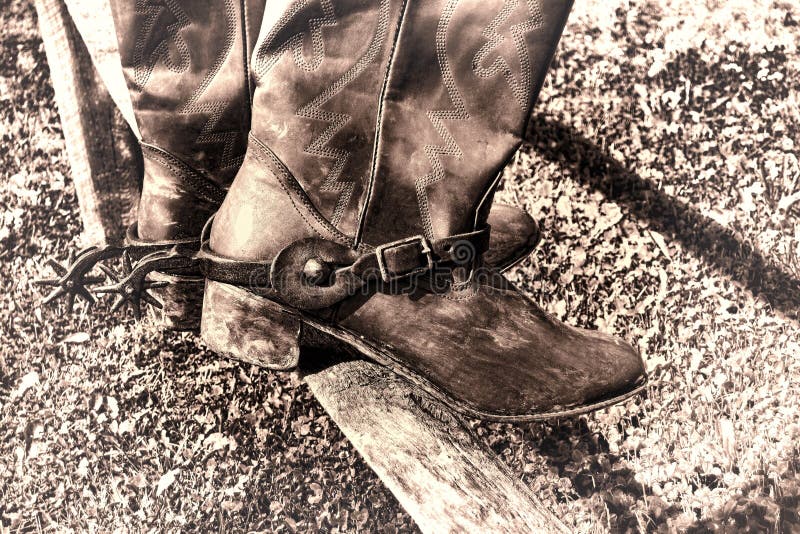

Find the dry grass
[[1, 0, 799, 532]]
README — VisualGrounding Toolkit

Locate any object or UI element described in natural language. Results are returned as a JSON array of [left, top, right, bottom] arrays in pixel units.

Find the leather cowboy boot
[[111, 0, 539, 283], [102, 0, 267, 329], [35, 2, 542, 328], [197, 0, 646, 420], [36, 0, 268, 329]]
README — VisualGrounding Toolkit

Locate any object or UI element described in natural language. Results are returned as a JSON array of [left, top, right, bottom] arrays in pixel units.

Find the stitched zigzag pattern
[[472, 0, 544, 109], [132, 0, 244, 172], [296, 0, 392, 227], [415, 0, 470, 241], [254, 0, 337, 77], [133, 0, 190, 89], [178, 0, 244, 171], [416, 0, 546, 239]]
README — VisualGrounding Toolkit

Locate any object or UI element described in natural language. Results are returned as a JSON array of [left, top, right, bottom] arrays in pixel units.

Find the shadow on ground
[[495, 417, 800, 532], [524, 117, 800, 321]]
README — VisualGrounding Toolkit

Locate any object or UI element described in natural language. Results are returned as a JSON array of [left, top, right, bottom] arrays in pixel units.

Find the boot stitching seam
[[249, 135, 356, 247], [132, 0, 191, 90], [141, 144, 227, 206], [355, 0, 410, 247], [254, 0, 335, 76], [180, 0, 245, 172], [296, 0, 393, 228], [250, 147, 324, 241], [415, 0, 471, 242], [240, 0, 253, 106]]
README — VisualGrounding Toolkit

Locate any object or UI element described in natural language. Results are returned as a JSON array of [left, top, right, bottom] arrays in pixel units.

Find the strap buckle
[[375, 235, 435, 283]]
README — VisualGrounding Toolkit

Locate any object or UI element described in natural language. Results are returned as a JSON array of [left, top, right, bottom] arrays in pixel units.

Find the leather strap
[[351, 230, 490, 282], [123, 222, 201, 258], [198, 227, 491, 290], [124, 222, 203, 276], [196, 248, 270, 286]]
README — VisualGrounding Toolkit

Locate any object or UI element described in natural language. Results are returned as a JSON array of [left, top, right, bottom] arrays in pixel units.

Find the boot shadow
[[496, 418, 800, 532], [523, 116, 800, 320]]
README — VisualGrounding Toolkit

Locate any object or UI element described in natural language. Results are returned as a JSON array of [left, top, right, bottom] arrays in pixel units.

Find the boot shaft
[[111, 0, 266, 240], [110, 0, 266, 184], [244, 0, 572, 248], [197, 1, 648, 420]]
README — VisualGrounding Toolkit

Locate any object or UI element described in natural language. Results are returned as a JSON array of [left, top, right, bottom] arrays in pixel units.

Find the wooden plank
[[305, 360, 569, 533], [34, 0, 140, 246], [49, 2, 568, 531]]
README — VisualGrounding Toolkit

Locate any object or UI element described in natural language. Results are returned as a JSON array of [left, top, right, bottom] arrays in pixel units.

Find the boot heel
[[148, 271, 205, 331], [201, 280, 301, 370]]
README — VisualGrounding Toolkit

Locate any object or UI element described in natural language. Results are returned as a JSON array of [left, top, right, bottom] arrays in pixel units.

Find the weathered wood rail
[[34, 1, 568, 531], [34, 0, 140, 246]]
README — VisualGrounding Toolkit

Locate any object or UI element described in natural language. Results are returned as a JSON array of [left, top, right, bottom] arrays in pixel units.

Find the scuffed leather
[[247, 0, 402, 238], [335, 276, 644, 417], [484, 202, 540, 271], [110, 0, 266, 241], [358, 0, 571, 245]]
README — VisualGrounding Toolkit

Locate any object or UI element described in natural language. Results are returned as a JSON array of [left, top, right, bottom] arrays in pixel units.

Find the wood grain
[[63, 0, 139, 137], [34, 0, 139, 246], [305, 360, 570, 533]]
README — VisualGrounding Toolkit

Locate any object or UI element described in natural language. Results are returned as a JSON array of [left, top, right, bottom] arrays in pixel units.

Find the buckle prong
[[375, 235, 435, 284]]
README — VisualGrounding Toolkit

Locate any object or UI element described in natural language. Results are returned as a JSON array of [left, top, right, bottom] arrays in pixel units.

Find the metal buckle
[[375, 235, 434, 284]]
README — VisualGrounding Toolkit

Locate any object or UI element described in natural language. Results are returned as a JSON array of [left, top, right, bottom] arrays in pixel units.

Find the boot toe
[[336, 279, 647, 420], [566, 328, 646, 410]]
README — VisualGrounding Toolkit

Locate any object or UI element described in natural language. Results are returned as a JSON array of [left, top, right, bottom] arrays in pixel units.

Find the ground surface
[[1, 0, 799, 532]]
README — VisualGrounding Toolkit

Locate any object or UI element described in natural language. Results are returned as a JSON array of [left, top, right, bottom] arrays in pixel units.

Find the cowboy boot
[[93, 0, 269, 329], [38, 2, 548, 337], [198, 0, 646, 420], [112, 0, 539, 276]]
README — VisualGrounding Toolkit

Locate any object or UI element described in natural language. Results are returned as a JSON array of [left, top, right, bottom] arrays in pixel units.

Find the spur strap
[[196, 228, 491, 310], [124, 222, 201, 258]]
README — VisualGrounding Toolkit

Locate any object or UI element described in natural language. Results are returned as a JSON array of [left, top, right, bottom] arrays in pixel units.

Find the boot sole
[[201, 280, 647, 422]]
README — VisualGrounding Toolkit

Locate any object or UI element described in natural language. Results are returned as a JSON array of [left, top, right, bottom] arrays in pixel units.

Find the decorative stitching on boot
[[240, 0, 254, 107], [415, 0, 470, 241], [439, 265, 479, 301], [472, 0, 544, 109], [141, 144, 227, 206], [248, 135, 358, 248], [254, 0, 337, 77], [133, 0, 246, 173], [356, 0, 409, 247], [297, 0, 392, 227], [179, 0, 245, 172], [133, 0, 191, 89]]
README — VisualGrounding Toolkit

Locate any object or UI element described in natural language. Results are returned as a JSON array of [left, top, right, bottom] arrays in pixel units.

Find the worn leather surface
[[247, 0, 400, 238], [336, 276, 644, 417], [110, 0, 266, 241], [358, 0, 569, 246], [114, 0, 539, 263], [484, 202, 540, 270], [214, 0, 569, 256], [209, 0, 646, 417]]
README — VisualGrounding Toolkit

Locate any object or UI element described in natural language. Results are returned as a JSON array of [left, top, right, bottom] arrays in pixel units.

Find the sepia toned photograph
[[1, 0, 798, 531]]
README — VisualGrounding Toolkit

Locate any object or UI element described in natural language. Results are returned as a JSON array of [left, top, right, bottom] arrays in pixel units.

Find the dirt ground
[[1, 0, 799, 532]]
